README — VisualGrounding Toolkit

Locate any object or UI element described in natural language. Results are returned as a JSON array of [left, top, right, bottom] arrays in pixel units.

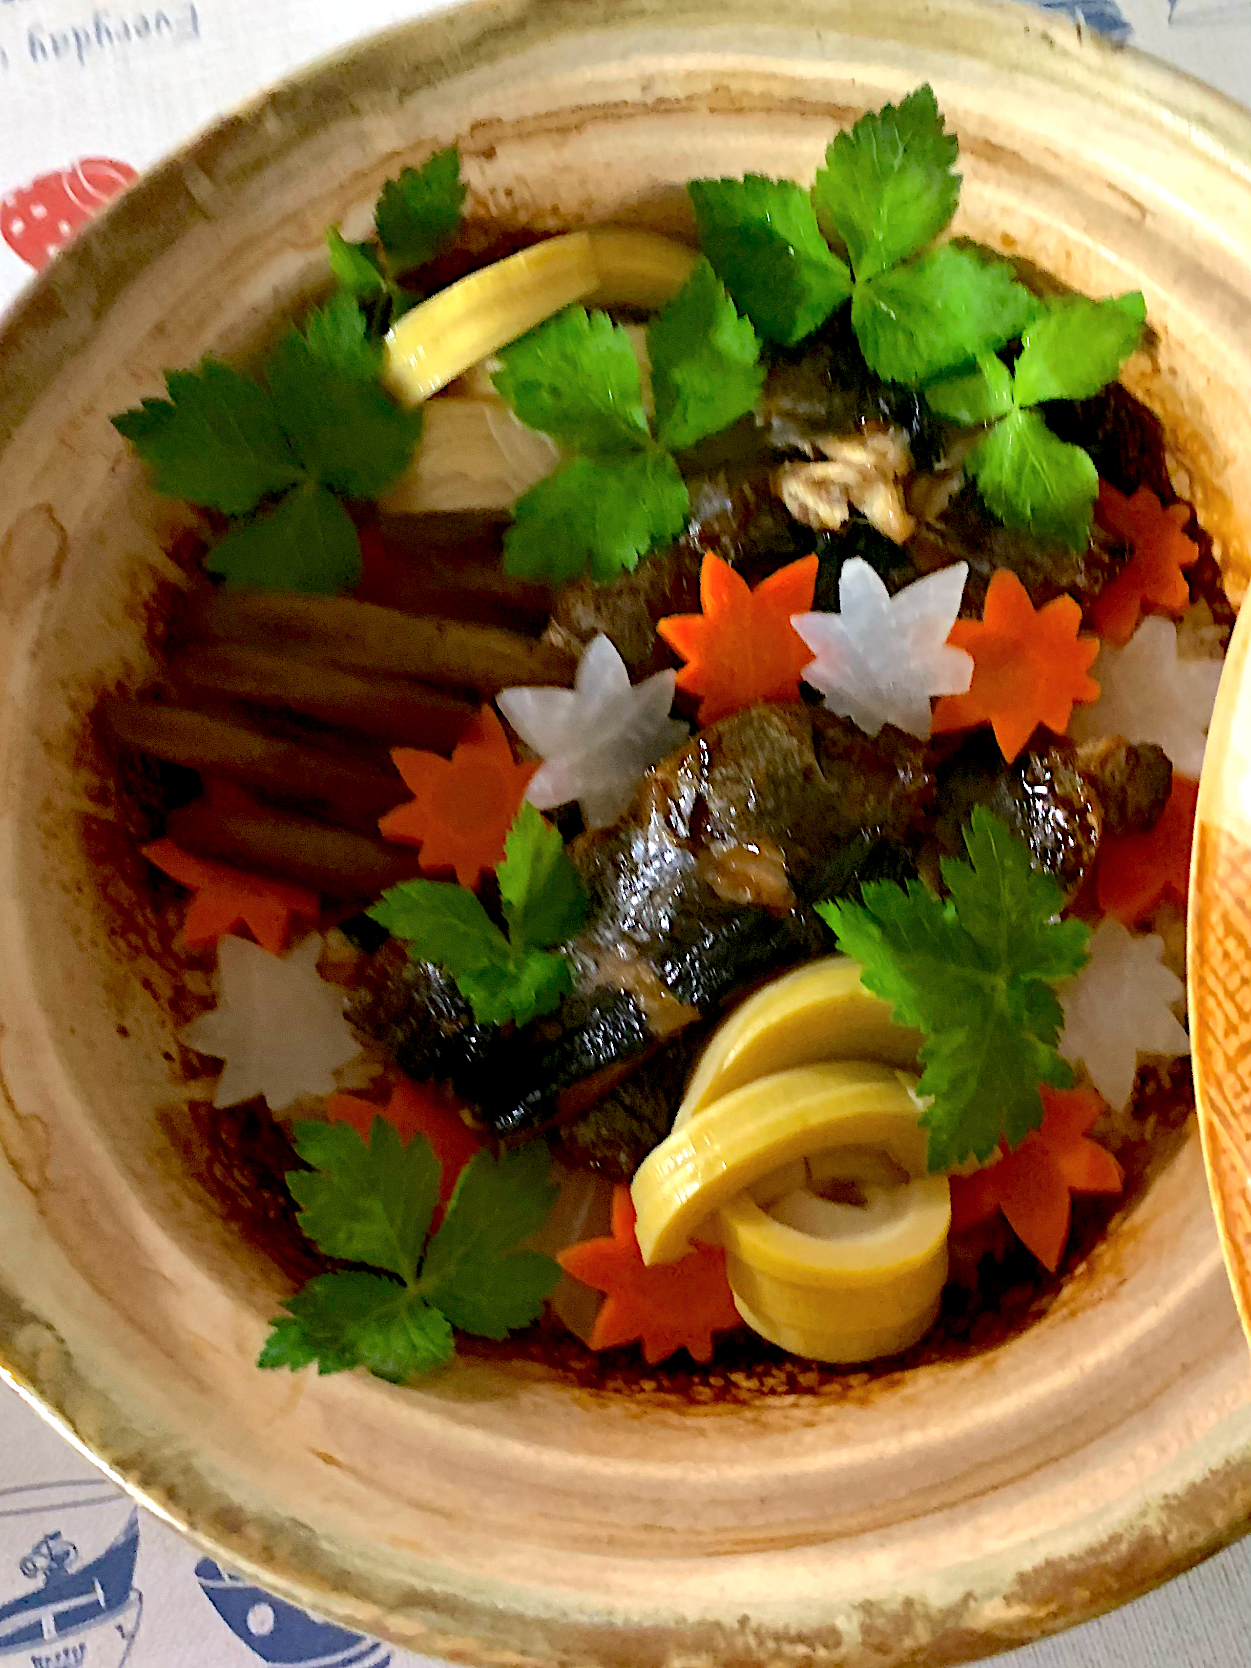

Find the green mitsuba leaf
[[817, 806, 1090, 1171], [1012, 291, 1146, 408], [502, 452, 690, 588], [111, 360, 302, 515], [969, 406, 1101, 552], [813, 83, 961, 279], [258, 1120, 560, 1384], [647, 258, 765, 450], [374, 145, 466, 273], [203, 482, 363, 594], [852, 244, 1038, 386], [687, 175, 852, 346], [492, 307, 651, 455], [924, 353, 1014, 426]]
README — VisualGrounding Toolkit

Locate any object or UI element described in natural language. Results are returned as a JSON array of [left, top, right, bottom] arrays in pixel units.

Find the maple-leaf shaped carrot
[[327, 1075, 485, 1212], [378, 705, 537, 888], [949, 1083, 1123, 1272], [657, 551, 819, 725], [932, 568, 1100, 762], [1097, 774, 1199, 926], [1088, 482, 1197, 647], [142, 838, 318, 955], [559, 1186, 742, 1364]]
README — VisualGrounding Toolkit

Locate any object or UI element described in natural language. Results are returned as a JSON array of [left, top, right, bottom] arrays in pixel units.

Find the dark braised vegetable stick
[[365, 512, 551, 628], [169, 644, 476, 753], [166, 800, 424, 898], [102, 701, 406, 829], [193, 591, 575, 694]]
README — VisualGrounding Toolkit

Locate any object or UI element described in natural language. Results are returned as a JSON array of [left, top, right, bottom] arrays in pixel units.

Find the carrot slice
[[141, 838, 319, 955], [1088, 483, 1198, 647], [657, 552, 818, 725], [559, 1186, 742, 1364], [1096, 775, 1199, 925], [932, 570, 1100, 762], [378, 705, 537, 888], [327, 1076, 485, 1211], [948, 1084, 1123, 1272]]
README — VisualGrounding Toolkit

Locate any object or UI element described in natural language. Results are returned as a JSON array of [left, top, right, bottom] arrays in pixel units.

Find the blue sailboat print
[[1030, 0, 1134, 39], [0, 1482, 141, 1668], [195, 1560, 391, 1668]]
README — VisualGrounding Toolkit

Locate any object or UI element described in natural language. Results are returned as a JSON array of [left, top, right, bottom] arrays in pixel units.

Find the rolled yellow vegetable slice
[[730, 1285, 943, 1364], [632, 1060, 924, 1265], [583, 228, 699, 310], [677, 956, 920, 1127], [383, 228, 697, 405], [719, 1168, 950, 1362]]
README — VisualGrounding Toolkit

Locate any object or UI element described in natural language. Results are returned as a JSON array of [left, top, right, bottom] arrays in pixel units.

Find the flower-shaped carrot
[[1088, 483, 1197, 647], [949, 1084, 1122, 1272], [327, 1076, 485, 1212], [657, 552, 818, 725], [1097, 774, 1199, 926], [378, 705, 537, 888], [142, 838, 318, 955], [932, 568, 1100, 761], [559, 1186, 742, 1364]]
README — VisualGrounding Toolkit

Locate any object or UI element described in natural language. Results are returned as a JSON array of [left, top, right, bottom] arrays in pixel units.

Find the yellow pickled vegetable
[[677, 955, 919, 1126], [383, 228, 696, 405], [633, 960, 949, 1362], [583, 228, 699, 310], [719, 1159, 949, 1362], [730, 1284, 942, 1363], [632, 1060, 926, 1265]]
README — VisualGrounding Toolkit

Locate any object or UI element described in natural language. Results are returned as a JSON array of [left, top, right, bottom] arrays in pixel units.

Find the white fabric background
[[0, 1, 1248, 1665]]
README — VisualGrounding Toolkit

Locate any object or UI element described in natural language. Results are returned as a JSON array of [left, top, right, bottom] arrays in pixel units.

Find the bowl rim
[[2, 4, 1251, 1666]]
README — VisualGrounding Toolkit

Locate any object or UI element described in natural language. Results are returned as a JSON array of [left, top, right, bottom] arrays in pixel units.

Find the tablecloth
[[1, 1, 1249, 1664]]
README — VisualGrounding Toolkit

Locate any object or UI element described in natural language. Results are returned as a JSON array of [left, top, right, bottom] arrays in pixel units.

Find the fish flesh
[[351, 703, 931, 1142]]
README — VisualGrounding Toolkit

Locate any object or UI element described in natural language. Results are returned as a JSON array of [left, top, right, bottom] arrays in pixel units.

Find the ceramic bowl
[[1, 4, 1250, 1665]]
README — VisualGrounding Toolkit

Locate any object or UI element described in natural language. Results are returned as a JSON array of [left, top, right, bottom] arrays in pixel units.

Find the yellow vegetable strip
[[383, 228, 697, 406], [678, 956, 920, 1126], [632, 1060, 923, 1265], [583, 228, 699, 309], [718, 1174, 951, 1286], [384, 233, 599, 404], [729, 1284, 943, 1364]]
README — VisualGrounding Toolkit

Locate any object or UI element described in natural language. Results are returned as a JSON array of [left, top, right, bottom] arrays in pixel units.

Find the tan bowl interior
[[1, 5, 1250, 1666]]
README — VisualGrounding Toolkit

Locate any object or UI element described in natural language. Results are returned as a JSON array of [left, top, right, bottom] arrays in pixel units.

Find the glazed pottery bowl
[[1, 4, 1250, 1665]]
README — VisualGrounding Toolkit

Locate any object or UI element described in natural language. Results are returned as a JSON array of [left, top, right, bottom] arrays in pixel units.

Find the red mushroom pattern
[[2, 158, 138, 270]]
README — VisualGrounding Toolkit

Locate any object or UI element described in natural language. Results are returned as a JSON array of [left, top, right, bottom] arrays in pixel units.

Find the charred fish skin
[[556, 1027, 711, 1181], [910, 484, 1127, 617], [1073, 737, 1172, 837], [354, 705, 933, 1146], [347, 943, 507, 1088], [475, 708, 930, 1142], [472, 987, 656, 1143], [478, 844, 906, 1145], [932, 730, 1101, 899], [929, 728, 1171, 901], [757, 310, 945, 470], [812, 518, 921, 609]]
